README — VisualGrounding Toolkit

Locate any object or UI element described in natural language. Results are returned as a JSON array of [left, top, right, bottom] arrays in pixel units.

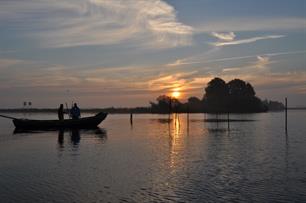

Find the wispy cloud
[[235, 72, 306, 94], [166, 59, 200, 67], [212, 34, 285, 47], [256, 56, 270, 69], [0, 0, 193, 48], [222, 55, 272, 73], [194, 17, 306, 32], [167, 50, 306, 67], [211, 32, 236, 41], [148, 71, 198, 91], [222, 67, 242, 72], [0, 58, 25, 69]]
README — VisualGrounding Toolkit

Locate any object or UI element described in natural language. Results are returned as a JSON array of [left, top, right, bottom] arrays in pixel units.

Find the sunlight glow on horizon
[[171, 90, 181, 99]]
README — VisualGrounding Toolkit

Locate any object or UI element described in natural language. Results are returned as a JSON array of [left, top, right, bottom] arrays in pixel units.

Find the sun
[[171, 90, 181, 99]]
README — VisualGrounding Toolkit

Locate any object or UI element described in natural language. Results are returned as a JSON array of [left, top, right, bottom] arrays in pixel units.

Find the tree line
[[150, 77, 284, 113]]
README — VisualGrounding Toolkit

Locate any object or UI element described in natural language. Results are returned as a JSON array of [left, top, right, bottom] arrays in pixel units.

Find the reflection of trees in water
[[157, 118, 172, 124]]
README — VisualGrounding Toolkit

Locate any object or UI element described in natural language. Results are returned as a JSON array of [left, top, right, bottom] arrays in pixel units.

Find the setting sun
[[171, 91, 181, 98]]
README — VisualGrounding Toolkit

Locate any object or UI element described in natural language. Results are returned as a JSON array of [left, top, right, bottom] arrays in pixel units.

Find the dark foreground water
[[0, 112, 306, 202]]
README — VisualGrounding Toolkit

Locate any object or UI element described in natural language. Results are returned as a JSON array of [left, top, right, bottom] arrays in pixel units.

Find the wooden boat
[[13, 112, 107, 129]]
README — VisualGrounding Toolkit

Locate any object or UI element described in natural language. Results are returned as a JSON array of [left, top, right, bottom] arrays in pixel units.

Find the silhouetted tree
[[150, 95, 181, 113], [186, 96, 203, 112], [204, 77, 228, 98], [246, 83, 256, 97], [203, 78, 267, 113], [262, 99, 284, 111], [228, 79, 255, 97], [226, 79, 264, 112], [203, 77, 228, 112]]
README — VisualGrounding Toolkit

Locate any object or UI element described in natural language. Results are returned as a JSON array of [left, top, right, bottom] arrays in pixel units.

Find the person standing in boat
[[70, 103, 81, 119], [58, 104, 64, 120]]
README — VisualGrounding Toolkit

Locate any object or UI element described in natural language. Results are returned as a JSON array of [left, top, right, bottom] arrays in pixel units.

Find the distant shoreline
[[0, 107, 305, 114], [0, 108, 149, 114]]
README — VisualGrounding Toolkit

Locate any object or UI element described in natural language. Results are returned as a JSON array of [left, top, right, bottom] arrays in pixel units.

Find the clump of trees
[[203, 78, 266, 113], [150, 77, 282, 113], [150, 95, 181, 113], [262, 100, 285, 111]]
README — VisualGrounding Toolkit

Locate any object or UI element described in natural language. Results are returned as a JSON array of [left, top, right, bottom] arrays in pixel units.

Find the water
[[0, 112, 306, 202]]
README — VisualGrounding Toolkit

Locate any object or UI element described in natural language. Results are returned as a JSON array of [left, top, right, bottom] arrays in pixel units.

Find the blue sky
[[0, 0, 305, 108]]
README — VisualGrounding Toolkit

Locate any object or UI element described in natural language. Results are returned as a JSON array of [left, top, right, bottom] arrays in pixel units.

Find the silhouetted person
[[58, 104, 64, 120], [70, 103, 81, 119]]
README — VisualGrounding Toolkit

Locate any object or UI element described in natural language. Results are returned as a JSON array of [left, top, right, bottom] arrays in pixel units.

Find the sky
[[0, 0, 305, 108]]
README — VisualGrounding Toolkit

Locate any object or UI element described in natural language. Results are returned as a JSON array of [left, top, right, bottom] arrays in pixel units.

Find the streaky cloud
[[0, 0, 193, 49], [222, 67, 241, 72], [256, 56, 270, 68], [265, 50, 306, 57], [0, 58, 25, 69], [211, 32, 236, 41], [212, 35, 285, 47], [167, 50, 306, 67], [194, 17, 306, 32]]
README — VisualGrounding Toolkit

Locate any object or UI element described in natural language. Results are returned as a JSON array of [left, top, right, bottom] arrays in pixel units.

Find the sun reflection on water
[[169, 113, 184, 169]]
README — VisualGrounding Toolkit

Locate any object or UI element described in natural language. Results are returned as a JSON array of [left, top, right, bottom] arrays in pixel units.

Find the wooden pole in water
[[130, 112, 133, 125], [168, 99, 172, 121], [187, 105, 189, 120], [227, 112, 230, 130], [187, 105, 190, 129], [216, 112, 218, 123], [285, 97, 288, 132]]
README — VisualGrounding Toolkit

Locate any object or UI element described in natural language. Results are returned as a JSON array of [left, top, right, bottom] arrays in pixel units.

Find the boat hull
[[13, 112, 107, 129]]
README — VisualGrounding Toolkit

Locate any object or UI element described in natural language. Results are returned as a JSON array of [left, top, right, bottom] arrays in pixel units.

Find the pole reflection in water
[[205, 114, 231, 134], [285, 130, 289, 181]]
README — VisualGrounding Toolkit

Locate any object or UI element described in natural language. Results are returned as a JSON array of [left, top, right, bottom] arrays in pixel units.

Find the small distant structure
[[22, 101, 33, 111]]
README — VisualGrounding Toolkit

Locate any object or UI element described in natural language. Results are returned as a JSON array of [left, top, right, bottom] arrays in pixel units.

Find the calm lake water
[[0, 112, 306, 202]]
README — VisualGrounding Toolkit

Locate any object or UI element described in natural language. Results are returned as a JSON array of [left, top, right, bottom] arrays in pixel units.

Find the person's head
[[74, 103, 77, 107], [60, 104, 63, 108]]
